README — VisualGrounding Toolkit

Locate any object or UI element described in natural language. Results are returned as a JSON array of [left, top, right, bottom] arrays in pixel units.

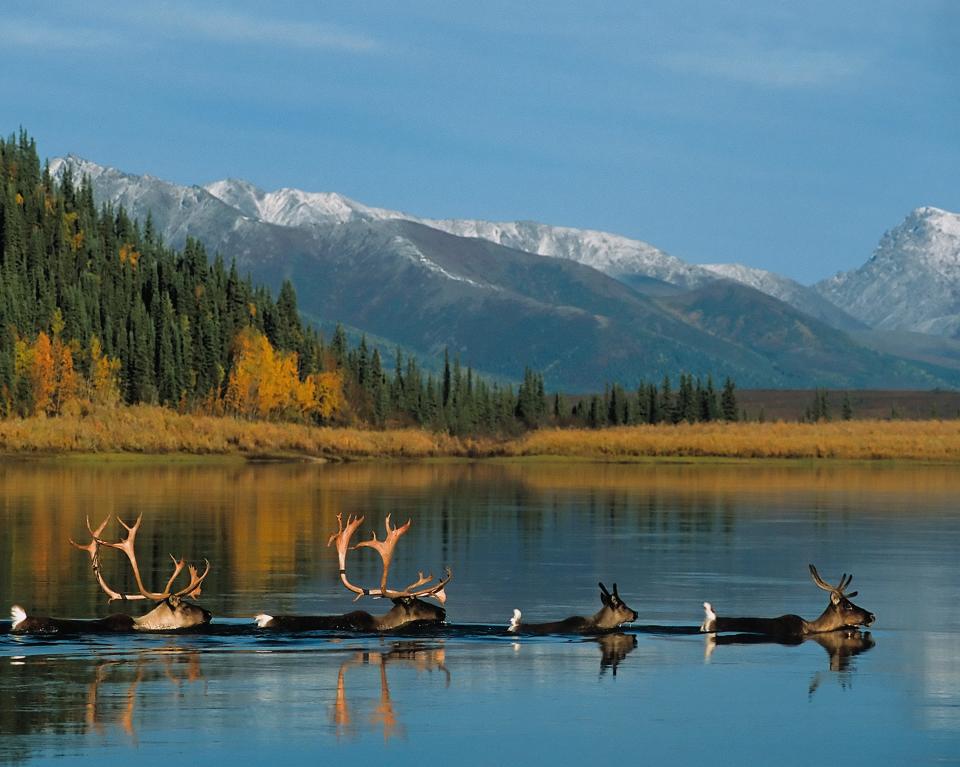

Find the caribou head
[[805, 565, 875, 633], [70, 515, 212, 631]]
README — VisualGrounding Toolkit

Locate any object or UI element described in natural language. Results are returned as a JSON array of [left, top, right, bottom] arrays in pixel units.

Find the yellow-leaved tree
[[88, 335, 122, 407], [30, 331, 56, 415], [310, 370, 344, 421], [225, 327, 343, 421]]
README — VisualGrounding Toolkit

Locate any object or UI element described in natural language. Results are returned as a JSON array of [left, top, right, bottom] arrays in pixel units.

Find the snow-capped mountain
[[816, 207, 960, 336], [49, 155, 248, 248], [407, 218, 714, 290], [202, 178, 713, 291], [46, 155, 960, 388], [204, 179, 395, 227]]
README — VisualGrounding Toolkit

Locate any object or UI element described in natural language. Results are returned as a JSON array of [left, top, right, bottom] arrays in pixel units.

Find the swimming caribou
[[699, 565, 875, 637], [508, 582, 638, 635], [256, 514, 451, 632], [11, 515, 211, 634]]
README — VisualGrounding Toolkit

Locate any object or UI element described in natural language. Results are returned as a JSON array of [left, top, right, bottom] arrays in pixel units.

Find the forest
[[0, 130, 738, 436]]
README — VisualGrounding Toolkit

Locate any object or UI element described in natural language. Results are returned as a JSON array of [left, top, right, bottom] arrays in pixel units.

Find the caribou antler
[[71, 514, 209, 602], [809, 564, 858, 599], [70, 516, 137, 602], [327, 513, 451, 604]]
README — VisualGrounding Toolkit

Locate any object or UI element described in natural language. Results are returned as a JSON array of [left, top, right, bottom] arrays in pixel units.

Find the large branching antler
[[70, 516, 135, 601], [327, 513, 451, 604], [70, 514, 209, 603], [809, 564, 858, 599]]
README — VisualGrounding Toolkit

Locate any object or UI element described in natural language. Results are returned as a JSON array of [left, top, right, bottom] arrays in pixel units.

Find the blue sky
[[2, 1, 957, 283]]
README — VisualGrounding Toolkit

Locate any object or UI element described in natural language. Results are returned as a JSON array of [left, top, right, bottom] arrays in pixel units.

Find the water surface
[[1, 461, 958, 764]]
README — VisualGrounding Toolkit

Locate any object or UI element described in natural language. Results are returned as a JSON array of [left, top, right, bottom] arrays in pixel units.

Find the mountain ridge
[[48, 155, 960, 390]]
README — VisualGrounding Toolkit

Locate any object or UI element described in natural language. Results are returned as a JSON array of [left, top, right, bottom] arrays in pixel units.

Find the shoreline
[[1, 405, 959, 463]]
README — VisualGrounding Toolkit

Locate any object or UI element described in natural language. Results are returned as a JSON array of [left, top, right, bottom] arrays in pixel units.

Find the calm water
[[1, 460, 959, 765]]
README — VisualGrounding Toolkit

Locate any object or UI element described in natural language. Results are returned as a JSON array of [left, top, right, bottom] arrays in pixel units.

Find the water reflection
[[0, 646, 205, 755], [595, 632, 637, 676], [705, 628, 876, 695], [332, 642, 449, 742], [83, 650, 204, 742]]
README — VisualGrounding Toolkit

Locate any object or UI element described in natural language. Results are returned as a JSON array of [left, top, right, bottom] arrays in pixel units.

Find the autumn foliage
[[225, 327, 343, 421], [7, 314, 121, 417]]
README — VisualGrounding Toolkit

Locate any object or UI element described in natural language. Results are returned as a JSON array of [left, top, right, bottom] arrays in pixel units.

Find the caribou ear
[[846, 591, 858, 598], [830, 592, 841, 606]]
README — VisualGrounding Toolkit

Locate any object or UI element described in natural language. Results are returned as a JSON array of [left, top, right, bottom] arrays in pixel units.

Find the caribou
[[10, 515, 211, 634], [507, 582, 638, 634], [256, 514, 451, 632], [699, 565, 875, 637]]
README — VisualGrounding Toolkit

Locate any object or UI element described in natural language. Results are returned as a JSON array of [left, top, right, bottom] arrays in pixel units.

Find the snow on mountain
[[701, 262, 795, 293], [203, 179, 396, 227], [203, 178, 714, 290], [54, 157, 712, 292], [411, 218, 715, 290], [50, 155, 246, 249], [816, 207, 960, 336]]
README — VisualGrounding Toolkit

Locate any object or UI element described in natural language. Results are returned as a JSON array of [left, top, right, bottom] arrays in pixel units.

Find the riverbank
[[1, 405, 959, 462]]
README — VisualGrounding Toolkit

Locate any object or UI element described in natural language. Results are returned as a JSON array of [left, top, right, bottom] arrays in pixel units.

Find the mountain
[[660, 281, 947, 388], [201, 179, 715, 291], [203, 178, 395, 227], [701, 263, 866, 332], [49, 156, 960, 390], [816, 207, 960, 337], [199, 214, 781, 389]]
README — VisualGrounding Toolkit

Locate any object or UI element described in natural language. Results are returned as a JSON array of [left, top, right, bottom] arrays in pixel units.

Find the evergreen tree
[[659, 375, 672, 423], [841, 391, 853, 421], [515, 368, 546, 428], [608, 383, 621, 426], [587, 395, 603, 429], [721, 377, 738, 422]]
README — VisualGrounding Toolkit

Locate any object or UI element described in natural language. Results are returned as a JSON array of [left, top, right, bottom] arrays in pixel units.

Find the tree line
[[563, 374, 738, 428], [0, 130, 740, 434]]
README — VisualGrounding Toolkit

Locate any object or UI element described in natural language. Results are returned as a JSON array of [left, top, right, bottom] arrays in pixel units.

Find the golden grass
[[0, 406, 958, 462], [504, 420, 960, 462], [0, 405, 474, 458]]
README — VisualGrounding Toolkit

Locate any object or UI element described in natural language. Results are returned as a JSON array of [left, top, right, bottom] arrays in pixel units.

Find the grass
[[0, 406, 958, 462], [504, 420, 960, 462]]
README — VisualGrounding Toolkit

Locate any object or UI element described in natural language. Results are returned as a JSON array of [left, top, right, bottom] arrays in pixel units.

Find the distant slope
[[217, 216, 774, 390], [850, 329, 960, 373], [701, 263, 865, 332], [659, 280, 960, 388]]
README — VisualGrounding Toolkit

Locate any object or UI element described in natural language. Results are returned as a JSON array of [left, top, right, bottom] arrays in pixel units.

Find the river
[[1, 460, 958, 764]]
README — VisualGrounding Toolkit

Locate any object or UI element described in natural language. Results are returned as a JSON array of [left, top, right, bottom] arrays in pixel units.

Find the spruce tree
[[721, 378, 738, 422]]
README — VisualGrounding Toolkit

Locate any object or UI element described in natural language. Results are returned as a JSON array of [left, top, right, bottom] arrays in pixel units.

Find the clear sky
[[3, 1, 958, 284]]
